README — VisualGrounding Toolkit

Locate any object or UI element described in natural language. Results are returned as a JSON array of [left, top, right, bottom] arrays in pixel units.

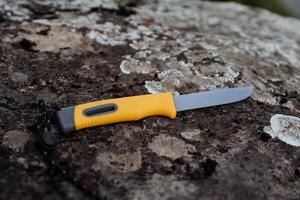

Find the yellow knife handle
[[56, 92, 176, 133]]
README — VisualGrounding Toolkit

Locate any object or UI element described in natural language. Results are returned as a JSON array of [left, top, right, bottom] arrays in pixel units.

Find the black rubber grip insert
[[83, 103, 118, 117]]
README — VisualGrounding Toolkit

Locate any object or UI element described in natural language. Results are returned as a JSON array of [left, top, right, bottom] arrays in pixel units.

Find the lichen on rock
[[180, 129, 202, 142], [0, 0, 118, 21], [2, 0, 299, 108], [120, 0, 300, 107], [264, 114, 300, 147]]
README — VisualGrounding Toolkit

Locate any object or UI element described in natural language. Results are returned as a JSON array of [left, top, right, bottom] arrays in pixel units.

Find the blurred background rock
[[118, 0, 300, 18], [209, 0, 300, 18]]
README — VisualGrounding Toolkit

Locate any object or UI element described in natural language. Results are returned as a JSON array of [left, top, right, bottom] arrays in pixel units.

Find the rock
[[264, 114, 300, 146], [148, 134, 196, 160], [75, 65, 96, 79], [123, 0, 300, 105], [21, 26, 94, 53], [145, 80, 165, 94], [36, 88, 58, 103], [0, 0, 118, 21], [11, 72, 29, 84], [16, 157, 29, 169], [1, 0, 300, 199], [2, 130, 30, 152], [128, 174, 198, 200]]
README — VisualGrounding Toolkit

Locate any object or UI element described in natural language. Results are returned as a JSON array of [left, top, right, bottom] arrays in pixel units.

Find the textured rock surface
[[0, 0, 300, 199], [2, 130, 30, 152]]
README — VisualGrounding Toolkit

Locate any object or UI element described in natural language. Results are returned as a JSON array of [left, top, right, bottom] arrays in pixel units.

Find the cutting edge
[[174, 87, 253, 112]]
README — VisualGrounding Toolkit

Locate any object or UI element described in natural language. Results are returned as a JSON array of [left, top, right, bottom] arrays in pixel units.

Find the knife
[[56, 87, 253, 134]]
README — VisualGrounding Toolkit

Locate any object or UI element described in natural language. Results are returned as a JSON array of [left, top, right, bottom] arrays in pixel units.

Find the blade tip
[[242, 86, 254, 98]]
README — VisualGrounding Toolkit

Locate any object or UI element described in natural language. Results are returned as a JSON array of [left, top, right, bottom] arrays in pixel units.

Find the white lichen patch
[[94, 150, 142, 173], [148, 134, 196, 160], [33, 13, 129, 47], [180, 129, 202, 142], [264, 114, 300, 147], [142, 60, 239, 93], [0, 0, 32, 21], [144, 81, 165, 94], [2, 130, 30, 152], [158, 69, 185, 88], [120, 59, 156, 74], [87, 29, 126, 46], [50, 0, 119, 11], [86, 24, 145, 46], [252, 90, 279, 106], [0, 0, 118, 21], [33, 12, 103, 30]]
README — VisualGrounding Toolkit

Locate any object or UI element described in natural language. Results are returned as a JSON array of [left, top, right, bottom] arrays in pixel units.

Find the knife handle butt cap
[[56, 106, 76, 134], [56, 92, 176, 133]]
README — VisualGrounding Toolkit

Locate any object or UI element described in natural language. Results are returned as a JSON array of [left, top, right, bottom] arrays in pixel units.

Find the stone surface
[[94, 150, 142, 173], [148, 134, 196, 160], [2, 130, 30, 152], [0, 0, 300, 199], [10, 72, 29, 84]]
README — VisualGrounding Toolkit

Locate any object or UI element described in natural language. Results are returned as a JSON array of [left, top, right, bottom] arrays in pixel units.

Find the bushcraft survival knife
[[55, 87, 253, 134]]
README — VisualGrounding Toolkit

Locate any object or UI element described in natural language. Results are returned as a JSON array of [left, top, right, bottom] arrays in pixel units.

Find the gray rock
[[11, 72, 29, 84], [0, 0, 300, 200], [36, 88, 58, 103], [2, 130, 30, 152]]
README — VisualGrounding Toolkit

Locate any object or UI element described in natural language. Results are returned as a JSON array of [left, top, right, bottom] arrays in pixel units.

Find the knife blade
[[56, 87, 253, 133], [174, 87, 253, 112]]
